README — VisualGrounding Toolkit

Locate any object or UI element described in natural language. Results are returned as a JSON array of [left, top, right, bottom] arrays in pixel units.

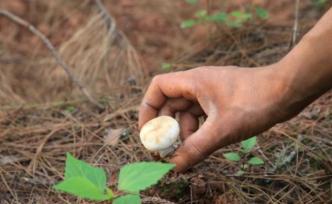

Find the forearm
[[277, 8, 332, 113]]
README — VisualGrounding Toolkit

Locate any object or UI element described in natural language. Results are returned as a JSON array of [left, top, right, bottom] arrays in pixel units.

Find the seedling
[[161, 62, 173, 72], [311, 0, 327, 8], [223, 136, 264, 176], [185, 0, 198, 5], [181, 6, 269, 29], [53, 153, 174, 204]]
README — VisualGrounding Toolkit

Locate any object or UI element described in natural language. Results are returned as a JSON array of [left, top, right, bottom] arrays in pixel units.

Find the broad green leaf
[[256, 7, 269, 20], [248, 156, 264, 165], [54, 177, 112, 201], [181, 19, 198, 28], [207, 12, 227, 22], [235, 170, 244, 176], [185, 0, 198, 5], [118, 162, 175, 193], [113, 194, 141, 204], [64, 153, 107, 192], [53, 153, 111, 201], [241, 136, 257, 153], [195, 10, 207, 18], [161, 63, 172, 71], [223, 152, 241, 162]]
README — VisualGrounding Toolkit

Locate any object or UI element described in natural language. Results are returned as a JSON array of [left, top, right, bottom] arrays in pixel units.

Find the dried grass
[[0, 1, 331, 204], [0, 0, 144, 106]]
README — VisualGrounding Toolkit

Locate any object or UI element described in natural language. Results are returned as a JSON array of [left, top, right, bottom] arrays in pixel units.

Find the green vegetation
[[185, 0, 198, 5], [311, 0, 328, 8], [54, 153, 174, 203], [181, 0, 269, 29], [161, 62, 173, 71], [223, 136, 264, 176]]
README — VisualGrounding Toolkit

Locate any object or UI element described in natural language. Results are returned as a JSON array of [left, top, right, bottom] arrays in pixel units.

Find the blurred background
[[0, 0, 331, 203]]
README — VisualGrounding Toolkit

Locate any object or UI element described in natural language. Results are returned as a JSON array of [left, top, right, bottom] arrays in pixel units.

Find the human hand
[[139, 8, 332, 172], [138, 64, 303, 172]]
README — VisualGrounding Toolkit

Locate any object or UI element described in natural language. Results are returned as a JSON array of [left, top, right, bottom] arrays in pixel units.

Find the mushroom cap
[[140, 116, 180, 151]]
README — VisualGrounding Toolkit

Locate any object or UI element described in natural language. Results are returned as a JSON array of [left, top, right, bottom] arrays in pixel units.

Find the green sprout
[[53, 153, 174, 204], [223, 136, 264, 176], [180, 6, 269, 29], [185, 0, 198, 5], [161, 62, 173, 72]]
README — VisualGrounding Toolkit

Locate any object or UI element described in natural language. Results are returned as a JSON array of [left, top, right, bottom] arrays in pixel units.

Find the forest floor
[[0, 0, 331, 203]]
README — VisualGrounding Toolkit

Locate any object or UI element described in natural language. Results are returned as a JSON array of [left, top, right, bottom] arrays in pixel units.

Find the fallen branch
[[142, 196, 176, 204], [95, 0, 116, 34], [0, 10, 103, 108], [94, 0, 133, 46]]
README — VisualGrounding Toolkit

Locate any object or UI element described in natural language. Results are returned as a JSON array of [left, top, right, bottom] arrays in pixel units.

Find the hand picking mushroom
[[140, 116, 180, 157]]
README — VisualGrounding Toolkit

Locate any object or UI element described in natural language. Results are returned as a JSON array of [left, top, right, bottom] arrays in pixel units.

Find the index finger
[[138, 71, 196, 129]]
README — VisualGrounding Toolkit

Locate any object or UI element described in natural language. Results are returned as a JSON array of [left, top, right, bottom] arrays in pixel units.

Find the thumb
[[170, 116, 223, 172]]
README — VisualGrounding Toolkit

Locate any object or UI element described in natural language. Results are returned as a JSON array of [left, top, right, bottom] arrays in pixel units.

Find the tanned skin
[[139, 8, 332, 172]]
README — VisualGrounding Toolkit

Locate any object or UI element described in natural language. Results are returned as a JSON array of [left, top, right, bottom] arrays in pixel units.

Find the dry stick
[[95, 0, 134, 47], [0, 10, 103, 108], [142, 196, 176, 204], [290, 0, 300, 49], [95, 0, 116, 35]]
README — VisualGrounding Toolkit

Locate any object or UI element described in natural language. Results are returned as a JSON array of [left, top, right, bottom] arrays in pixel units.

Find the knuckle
[[151, 75, 163, 85]]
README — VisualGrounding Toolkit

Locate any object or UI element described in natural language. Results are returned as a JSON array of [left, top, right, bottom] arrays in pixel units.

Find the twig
[[95, 0, 116, 35], [94, 0, 132, 45], [0, 10, 103, 108], [290, 0, 300, 48], [142, 196, 176, 204], [103, 105, 138, 122]]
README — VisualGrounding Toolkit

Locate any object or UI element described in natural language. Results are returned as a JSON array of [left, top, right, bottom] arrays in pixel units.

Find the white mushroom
[[140, 116, 180, 157]]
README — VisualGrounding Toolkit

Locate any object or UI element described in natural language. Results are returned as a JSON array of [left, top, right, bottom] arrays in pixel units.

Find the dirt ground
[[0, 0, 332, 203]]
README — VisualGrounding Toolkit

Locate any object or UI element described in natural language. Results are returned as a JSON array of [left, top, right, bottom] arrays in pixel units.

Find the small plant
[[223, 136, 264, 176], [185, 0, 198, 5], [161, 62, 173, 72], [311, 0, 327, 8], [53, 153, 174, 204], [64, 105, 76, 114], [181, 4, 269, 29]]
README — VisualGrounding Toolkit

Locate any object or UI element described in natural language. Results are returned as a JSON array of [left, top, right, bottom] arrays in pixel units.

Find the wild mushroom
[[140, 116, 180, 157]]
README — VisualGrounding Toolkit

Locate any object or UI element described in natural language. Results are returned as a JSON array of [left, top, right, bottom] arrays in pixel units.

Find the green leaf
[[195, 10, 207, 18], [311, 0, 327, 8], [65, 153, 107, 192], [54, 177, 112, 201], [113, 194, 141, 204], [161, 63, 172, 71], [227, 11, 252, 27], [118, 162, 175, 193], [185, 0, 198, 5], [65, 105, 76, 113], [180, 19, 198, 28], [223, 152, 241, 162], [256, 7, 269, 20], [53, 153, 111, 201], [241, 136, 257, 153], [248, 156, 264, 165], [207, 12, 227, 22], [230, 11, 252, 21]]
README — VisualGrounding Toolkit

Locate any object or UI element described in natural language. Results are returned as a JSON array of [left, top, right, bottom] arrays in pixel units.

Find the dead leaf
[[104, 128, 124, 146]]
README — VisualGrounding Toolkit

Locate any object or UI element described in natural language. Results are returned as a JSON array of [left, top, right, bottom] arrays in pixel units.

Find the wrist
[[273, 35, 331, 119]]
